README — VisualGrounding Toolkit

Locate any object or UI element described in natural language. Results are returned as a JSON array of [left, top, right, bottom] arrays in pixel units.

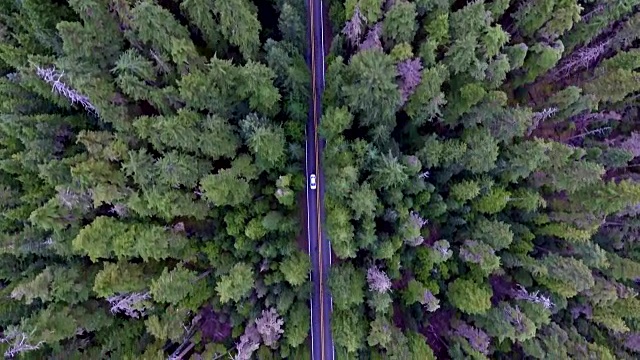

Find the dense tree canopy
[[2, 0, 640, 358], [0, 0, 310, 358], [326, 0, 640, 358]]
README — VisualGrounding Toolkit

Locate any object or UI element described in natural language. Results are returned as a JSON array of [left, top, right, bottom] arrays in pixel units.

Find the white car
[[309, 174, 317, 190]]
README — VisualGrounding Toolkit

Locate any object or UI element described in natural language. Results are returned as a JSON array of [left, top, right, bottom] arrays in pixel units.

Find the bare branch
[[528, 107, 558, 135], [569, 111, 622, 126], [56, 187, 93, 211], [359, 23, 383, 52], [567, 126, 611, 141], [366, 267, 392, 293], [0, 328, 45, 358], [418, 170, 430, 179], [422, 290, 440, 312], [255, 308, 284, 349], [35, 66, 97, 115], [405, 211, 428, 246], [512, 284, 554, 309], [620, 132, 640, 157], [551, 40, 611, 80], [109, 203, 129, 217], [452, 322, 489, 354], [234, 324, 260, 360], [167, 317, 198, 360], [581, 4, 605, 23], [107, 291, 152, 318], [397, 58, 423, 104], [342, 6, 364, 46]]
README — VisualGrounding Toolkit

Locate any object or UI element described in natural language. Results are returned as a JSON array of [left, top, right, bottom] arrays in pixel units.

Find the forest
[[0, 0, 639, 359]]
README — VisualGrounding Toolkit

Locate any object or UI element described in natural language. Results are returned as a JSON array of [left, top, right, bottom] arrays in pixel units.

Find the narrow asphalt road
[[306, 0, 334, 359]]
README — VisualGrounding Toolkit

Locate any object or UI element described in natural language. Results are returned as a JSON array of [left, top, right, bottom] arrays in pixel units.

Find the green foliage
[[343, 49, 401, 130], [368, 315, 394, 349], [329, 263, 366, 310], [459, 240, 501, 274], [383, 1, 418, 45], [212, 0, 261, 60], [447, 278, 493, 315], [72, 217, 188, 261], [584, 67, 640, 104], [146, 305, 189, 342], [201, 169, 253, 207], [2, 0, 640, 358], [517, 41, 564, 85], [150, 265, 198, 305], [445, 34, 480, 76], [482, 26, 510, 59], [333, 308, 367, 353], [475, 302, 537, 343], [345, 0, 384, 23], [472, 217, 514, 251], [320, 106, 354, 140], [473, 186, 511, 215], [93, 262, 148, 297], [444, 83, 487, 123], [460, 127, 500, 174], [283, 300, 310, 348], [241, 114, 287, 171], [405, 64, 448, 124], [133, 109, 240, 160], [371, 151, 409, 190], [424, 12, 450, 47], [449, 179, 481, 202], [407, 331, 436, 359], [326, 200, 357, 258], [538, 254, 594, 298], [216, 262, 255, 304], [513, 0, 556, 38], [279, 250, 310, 287]]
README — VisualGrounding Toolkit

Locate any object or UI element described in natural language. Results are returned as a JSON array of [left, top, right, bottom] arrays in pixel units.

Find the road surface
[[305, 0, 334, 359]]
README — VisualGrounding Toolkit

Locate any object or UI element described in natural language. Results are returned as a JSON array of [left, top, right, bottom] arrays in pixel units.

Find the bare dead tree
[[423, 290, 440, 312], [359, 23, 383, 52], [366, 267, 392, 293], [551, 40, 611, 80], [234, 324, 260, 360], [109, 203, 129, 217], [0, 328, 44, 358], [620, 132, 640, 157], [255, 308, 284, 349], [57, 187, 93, 211], [167, 315, 201, 360], [581, 4, 605, 23], [342, 6, 364, 46], [569, 110, 622, 126], [397, 58, 423, 104], [451, 322, 489, 354], [35, 66, 97, 115], [528, 107, 558, 135], [512, 284, 554, 309], [567, 126, 612, 141], [404, 211, 428, 246], [107, 291, 152, 318]]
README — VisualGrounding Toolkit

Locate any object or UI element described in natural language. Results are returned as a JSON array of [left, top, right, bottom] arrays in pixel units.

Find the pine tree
[[329, 263, 366, 310], [216, 262, 255, 304], [343, 49, 402, 130], [447, 278, 493, 315], [279, 250, 310, 287], [382, 1, 418, 45], [211, 0, 261, 60]]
